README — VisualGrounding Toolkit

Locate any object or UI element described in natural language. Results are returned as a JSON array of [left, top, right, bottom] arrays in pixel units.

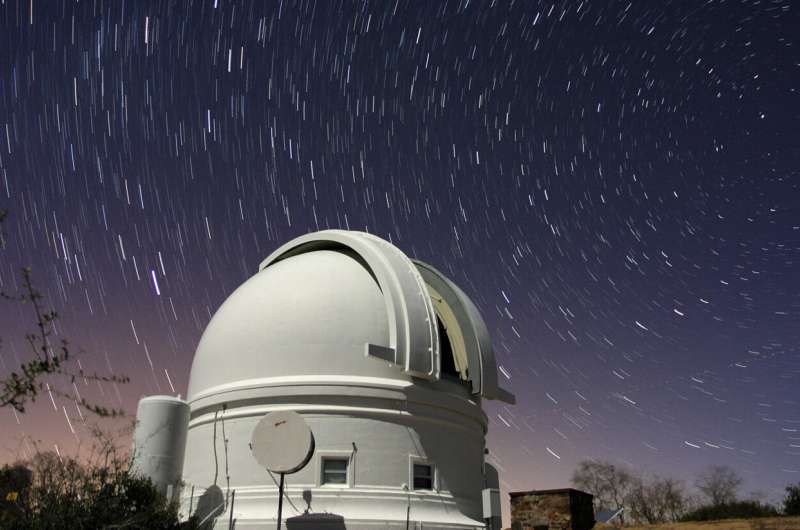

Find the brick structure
[[509, 488, 595, 530]]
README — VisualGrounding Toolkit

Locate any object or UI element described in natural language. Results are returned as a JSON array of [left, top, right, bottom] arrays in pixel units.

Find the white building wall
[[180, 378, 486, 529]]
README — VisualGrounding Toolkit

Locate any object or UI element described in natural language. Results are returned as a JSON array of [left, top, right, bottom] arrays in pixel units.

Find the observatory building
[[132, 230, 514, 529]]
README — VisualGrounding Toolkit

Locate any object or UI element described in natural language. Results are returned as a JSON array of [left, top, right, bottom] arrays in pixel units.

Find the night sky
[[1, 0, 798, 512]]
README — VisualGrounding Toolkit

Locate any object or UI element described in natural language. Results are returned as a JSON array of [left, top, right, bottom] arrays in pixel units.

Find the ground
[[594, 516, 800, 530]]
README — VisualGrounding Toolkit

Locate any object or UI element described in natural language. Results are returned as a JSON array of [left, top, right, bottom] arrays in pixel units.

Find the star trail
[[1, 0, 798, 510]]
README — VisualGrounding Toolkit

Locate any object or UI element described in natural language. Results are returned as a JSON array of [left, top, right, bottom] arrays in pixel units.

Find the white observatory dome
[[134, 230, 513, 530]]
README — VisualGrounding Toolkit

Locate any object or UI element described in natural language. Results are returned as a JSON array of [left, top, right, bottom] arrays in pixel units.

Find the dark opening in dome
[[437, 315, 460, 380]]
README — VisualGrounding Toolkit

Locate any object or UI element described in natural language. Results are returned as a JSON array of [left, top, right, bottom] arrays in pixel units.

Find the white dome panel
[[187, 248, 393, 400]]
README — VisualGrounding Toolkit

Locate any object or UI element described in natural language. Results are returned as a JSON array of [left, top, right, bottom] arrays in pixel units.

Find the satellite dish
[[250, 410, 315, 474]]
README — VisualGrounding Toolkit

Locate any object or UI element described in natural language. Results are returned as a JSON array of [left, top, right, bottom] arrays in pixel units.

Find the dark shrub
[[785, 483, 800, 516], [681, 500, 779, 521], [0, 453, 196, 529]]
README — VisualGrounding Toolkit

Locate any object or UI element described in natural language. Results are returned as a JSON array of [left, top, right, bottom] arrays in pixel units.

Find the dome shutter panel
[[413, 260, 515, 404]]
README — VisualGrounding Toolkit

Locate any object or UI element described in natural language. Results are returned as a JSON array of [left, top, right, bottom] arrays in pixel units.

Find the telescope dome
[[163, 230, 516, 528]]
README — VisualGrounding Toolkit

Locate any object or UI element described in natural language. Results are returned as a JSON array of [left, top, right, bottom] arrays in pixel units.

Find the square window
[[321, 458, 348, 485], [413, 463, 433, 490]]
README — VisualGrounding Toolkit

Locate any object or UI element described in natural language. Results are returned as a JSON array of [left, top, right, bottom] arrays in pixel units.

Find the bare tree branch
[[1, 212, 129, 416]]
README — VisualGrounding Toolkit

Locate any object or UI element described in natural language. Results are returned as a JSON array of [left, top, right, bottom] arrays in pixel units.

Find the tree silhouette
[[695, 465, 743, 506], [784, 482, 800, 516], [627, 474, 687, 524], [572, 459, 633, 525]]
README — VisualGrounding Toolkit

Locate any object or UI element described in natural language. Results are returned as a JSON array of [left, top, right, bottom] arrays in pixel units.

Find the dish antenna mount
[[250, 411, 315, 530]]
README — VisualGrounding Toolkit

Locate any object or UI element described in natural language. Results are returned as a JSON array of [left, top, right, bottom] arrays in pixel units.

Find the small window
[[321, 458, 348, 485], [413, 463, 434, 490]]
